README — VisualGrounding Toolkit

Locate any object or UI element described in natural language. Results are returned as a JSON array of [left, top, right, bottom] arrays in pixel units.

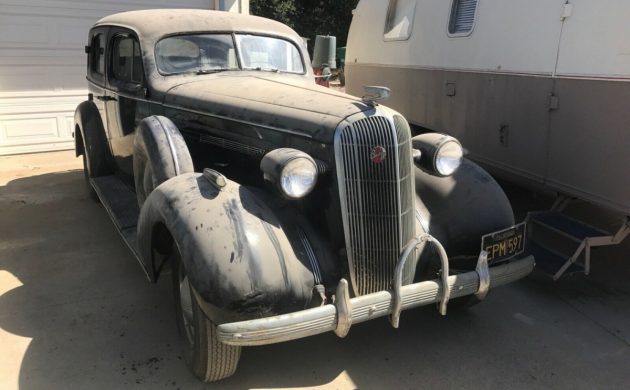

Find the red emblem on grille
[[370, 146, 387, 164]]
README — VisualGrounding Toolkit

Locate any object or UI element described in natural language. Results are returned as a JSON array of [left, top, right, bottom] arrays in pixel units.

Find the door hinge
[[549, 93, 559, 111], [561, 2, 573, 21]]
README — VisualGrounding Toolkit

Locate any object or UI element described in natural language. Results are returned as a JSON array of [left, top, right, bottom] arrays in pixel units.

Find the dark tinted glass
[[112, 35, 142, 83]]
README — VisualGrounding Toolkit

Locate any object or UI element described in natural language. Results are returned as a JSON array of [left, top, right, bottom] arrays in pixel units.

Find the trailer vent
[[449, 0, 478, 35]]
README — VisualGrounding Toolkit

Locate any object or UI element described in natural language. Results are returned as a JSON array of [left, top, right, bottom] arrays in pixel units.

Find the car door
[[86, 27, 109, 141], [105, 29, 148, 178]]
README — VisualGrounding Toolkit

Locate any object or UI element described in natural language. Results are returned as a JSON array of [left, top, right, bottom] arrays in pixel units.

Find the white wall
[[348, 0, 630, 78], [556, 0, 630, 78], [0, 0, 249, 155]]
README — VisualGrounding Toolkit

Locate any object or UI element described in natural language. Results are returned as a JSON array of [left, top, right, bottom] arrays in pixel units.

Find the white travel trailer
[[346, 0, 630, 279]]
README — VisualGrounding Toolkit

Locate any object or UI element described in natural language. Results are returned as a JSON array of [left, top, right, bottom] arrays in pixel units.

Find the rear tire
[[171, 244, 241, 382]]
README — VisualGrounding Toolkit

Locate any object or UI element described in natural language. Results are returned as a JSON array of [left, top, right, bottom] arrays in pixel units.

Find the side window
[[448, 0, 479, 36], [90, 33, 105, 75], [384, 0, 417, 41], [111, 35, 143, 84]]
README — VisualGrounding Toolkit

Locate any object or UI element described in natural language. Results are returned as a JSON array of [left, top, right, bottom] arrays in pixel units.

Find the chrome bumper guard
[[217, 235, 535, 347]]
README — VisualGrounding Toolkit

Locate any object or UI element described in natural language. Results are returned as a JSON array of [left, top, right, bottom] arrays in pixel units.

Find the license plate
[[481, 222, 526, 262]]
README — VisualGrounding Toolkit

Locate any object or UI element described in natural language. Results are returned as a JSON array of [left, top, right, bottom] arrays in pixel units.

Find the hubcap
[[179, 264, 195, 346]]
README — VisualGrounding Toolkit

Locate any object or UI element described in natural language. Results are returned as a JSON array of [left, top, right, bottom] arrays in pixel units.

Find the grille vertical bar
[[335, 114, 415, 296]]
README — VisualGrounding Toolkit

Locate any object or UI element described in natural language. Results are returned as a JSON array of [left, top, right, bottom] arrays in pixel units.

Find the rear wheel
[[171, 244, 241, 382]]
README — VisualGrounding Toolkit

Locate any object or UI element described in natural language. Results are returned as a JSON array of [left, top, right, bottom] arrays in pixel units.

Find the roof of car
[[94, 9, 301, 42]]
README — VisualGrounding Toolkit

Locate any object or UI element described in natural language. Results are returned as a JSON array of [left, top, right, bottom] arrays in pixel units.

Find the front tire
[[171, 244, 241, 382]]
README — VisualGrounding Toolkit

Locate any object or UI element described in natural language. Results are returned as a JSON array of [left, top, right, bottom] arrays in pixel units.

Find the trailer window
[[384, 0, 417, 41], [448, 0, 478, 36]]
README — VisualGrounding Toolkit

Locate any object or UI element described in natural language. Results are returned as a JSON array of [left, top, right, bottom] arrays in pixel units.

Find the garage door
[[0, 0, 216, 156]]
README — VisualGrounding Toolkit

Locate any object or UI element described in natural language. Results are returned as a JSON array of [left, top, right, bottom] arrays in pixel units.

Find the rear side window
[[384, 0, 417, 41], [448, 0, 479, 36], [111, 35, 143, 84], [90, 34, 105, 75]]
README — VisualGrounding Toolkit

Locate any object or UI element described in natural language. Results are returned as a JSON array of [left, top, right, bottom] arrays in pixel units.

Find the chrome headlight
[[435, 139, 463, 176], [411, 133, 463, 177], [261, 148, 318, 199]]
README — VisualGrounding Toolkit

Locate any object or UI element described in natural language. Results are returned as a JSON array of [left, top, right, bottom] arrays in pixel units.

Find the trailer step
[[526, 242, 584, 276], [529, 211, 610, 242], [526, 209, 630, 280]]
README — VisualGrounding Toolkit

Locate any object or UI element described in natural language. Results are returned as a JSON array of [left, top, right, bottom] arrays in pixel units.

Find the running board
[[90, 175, 142, 265]]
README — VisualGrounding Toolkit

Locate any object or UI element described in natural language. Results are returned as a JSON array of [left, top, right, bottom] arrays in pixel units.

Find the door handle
[[96, 95, 116, 102]]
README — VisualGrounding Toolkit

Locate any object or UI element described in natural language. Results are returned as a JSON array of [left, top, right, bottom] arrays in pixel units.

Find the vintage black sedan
[[74, 9, 534, 382]]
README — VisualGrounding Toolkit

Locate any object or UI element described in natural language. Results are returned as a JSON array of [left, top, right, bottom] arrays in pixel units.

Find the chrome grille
[[335, 114, 416, 296]]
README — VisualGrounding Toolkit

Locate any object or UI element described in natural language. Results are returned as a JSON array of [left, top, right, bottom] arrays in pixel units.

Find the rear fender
[[137, 172, 333, 323], [74, 100, 113, 174]]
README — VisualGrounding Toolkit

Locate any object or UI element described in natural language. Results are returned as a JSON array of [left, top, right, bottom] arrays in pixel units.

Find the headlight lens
[[280, 157, 318, 198], [435, 140, 463, 176]]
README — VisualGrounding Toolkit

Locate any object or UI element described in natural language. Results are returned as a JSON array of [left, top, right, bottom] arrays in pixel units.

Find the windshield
[[155, 34, 304, 75], [234, 34, 304, 73]]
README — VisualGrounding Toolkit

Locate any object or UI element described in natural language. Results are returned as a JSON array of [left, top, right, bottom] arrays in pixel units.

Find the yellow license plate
[[481, 222, 526, 262]]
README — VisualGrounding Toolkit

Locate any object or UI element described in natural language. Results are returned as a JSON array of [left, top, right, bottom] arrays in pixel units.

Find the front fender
[[137, 173, 321, 323], [415, 159, 515, 258]]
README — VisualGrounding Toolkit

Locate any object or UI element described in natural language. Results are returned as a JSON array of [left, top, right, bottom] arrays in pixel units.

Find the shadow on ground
[[1, 170, 630, 389]]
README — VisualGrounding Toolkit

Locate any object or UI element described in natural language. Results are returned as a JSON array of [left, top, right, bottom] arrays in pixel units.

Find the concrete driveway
[[1, 151, 629, 389]]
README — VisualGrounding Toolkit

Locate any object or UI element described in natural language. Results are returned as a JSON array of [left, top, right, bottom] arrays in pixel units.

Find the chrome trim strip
[[415, 209, 429, 233], [333, 119, 356, 293], [217, 255, 535, 346], [199, 134, 266, 156], [391, 116, 403, 252], [102, 87, 315, 138], [155, 116, 180, 175], [297, 228, 322, 285], [161, 103, 313, 138]]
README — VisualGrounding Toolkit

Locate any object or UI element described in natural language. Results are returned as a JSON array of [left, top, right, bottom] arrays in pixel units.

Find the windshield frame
[[154, 32, 306, 77]]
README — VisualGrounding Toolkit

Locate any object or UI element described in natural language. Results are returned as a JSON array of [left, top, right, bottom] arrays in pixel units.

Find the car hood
[[162, 73, 369, 142]]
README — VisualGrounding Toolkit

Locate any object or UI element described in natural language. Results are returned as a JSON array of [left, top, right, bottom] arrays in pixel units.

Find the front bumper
[[217, 254, 535, 346]]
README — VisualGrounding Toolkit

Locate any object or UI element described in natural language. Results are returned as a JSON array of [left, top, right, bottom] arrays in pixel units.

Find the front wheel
[[171, 244, 241, 382]]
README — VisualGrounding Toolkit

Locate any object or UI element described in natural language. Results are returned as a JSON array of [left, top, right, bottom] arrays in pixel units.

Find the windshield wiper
[[246, 67, 279, 73], [195, 68, 232, 75]]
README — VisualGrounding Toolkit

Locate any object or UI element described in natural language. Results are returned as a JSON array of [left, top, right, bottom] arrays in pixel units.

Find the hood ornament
[[362, 86, 391, 106]]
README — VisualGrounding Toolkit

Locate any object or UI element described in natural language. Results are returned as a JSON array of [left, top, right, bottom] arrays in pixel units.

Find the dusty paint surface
[[1, 150, 630, 389]]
